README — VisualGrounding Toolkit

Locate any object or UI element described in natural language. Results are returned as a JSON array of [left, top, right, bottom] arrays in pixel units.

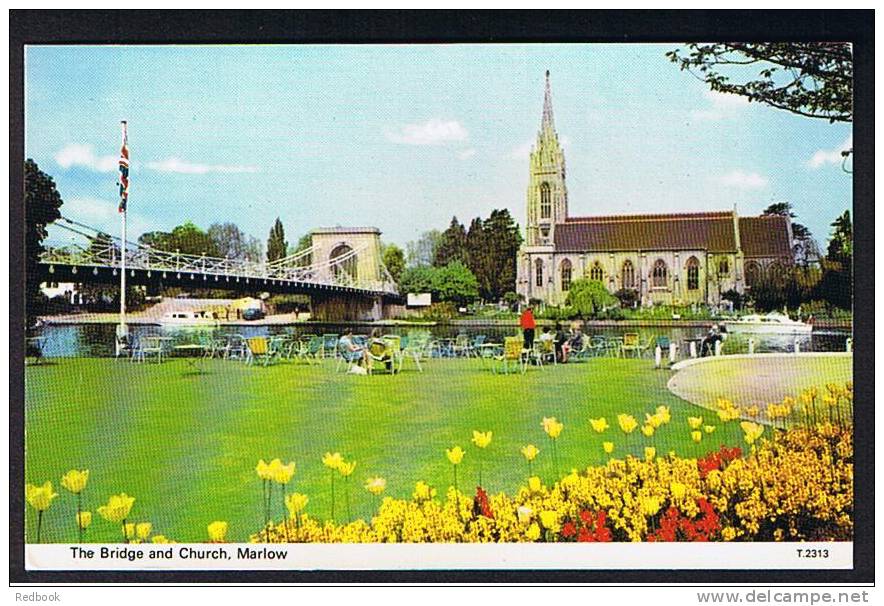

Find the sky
[[26, 44, 852, 252]]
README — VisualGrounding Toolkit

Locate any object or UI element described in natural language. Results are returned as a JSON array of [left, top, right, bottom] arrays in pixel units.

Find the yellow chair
[[367, 339, 395, 374], [494, 336, 527, 374], [621, 333, 641, 358], [246, 336, 274, 366]]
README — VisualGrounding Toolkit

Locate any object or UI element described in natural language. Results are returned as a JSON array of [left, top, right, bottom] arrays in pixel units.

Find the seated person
[[339, 329, 367, 367], [538, 326, 555, 362], [368, 328, 394, 373], [700, 324, 727, 357]]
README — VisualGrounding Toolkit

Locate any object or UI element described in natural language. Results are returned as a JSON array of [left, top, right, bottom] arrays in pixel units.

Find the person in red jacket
[[520, 305, 537, 351]]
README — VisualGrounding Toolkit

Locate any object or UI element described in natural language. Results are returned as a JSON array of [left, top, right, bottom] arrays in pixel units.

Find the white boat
[[724, 312, 812, 335], [159, 310, 219, 327]]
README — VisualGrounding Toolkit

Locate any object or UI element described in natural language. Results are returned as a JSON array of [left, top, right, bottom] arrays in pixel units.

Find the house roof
[[739, 216, 793, 258], [555, 211, 738, 253]]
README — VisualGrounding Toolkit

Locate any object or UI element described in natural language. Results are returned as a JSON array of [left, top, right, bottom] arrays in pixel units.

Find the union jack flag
[[118, 122, 129, 213]]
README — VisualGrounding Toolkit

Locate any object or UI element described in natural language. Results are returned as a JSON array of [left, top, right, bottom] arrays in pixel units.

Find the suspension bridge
[[38, 217, 404, 321]]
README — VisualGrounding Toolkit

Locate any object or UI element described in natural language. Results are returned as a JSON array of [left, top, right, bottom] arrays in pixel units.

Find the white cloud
[[385, 119, 469, 146], [54, 144, 118, 172], [808, 135, 853, 168], [457, 148, 477, 160], [691, 90, 750, 122], [713, 170, 769, 190], [145, 157, 260, 174]]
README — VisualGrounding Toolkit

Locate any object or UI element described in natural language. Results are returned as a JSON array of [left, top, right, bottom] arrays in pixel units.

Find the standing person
[[554, 322, 568, 363], [520, 305, 536, 351]]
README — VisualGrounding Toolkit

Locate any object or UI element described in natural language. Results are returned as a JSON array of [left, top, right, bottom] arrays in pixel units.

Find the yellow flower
[[688, 416, 703, 429], [60, 469, 89, 494], [704, 425, 716, 434], [413, 481, 436, 501], [644, 447, 656, 460], [136, 522, 152, 540], [617, 414, 638, 434], [77, 511, 92, 530], [96, 493, 135, 523], [338, 460, 357, 477], [641, 424, 655, 437], [539, 510, 560, 532], [740, 421, 765, 444], [322, 452, 344, 471], [645, 413, 663, 428], [541, 416, 563, 439], [271, 460, 296, 485], [445, 446, 465, 465], [285, 493, 309, 517], [589, 417, 609, 433], [746, 405, 760, 417], [656, 405, 671, 423], [526, 523, 541, 541], [670, 482, 686, 500], [527, 476, 543, 493], [691, 430, 702, 443], [603, 441, 614, 454], [25, 482, 58, 512], [521, 444, 540, 462], [639, 496, 662, 517], [365, 477, 386, 495], [471, 430, 493, 448], [255, 459, 273, 481], [517, 505, 533, 524], [207, 521, 228, 543], [151, 535, 170, 544]]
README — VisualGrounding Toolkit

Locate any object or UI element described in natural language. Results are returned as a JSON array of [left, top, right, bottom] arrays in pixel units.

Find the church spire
[[541, 70, 555, 132]]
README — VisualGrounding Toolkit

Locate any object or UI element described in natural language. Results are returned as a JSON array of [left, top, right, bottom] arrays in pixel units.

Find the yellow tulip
[[96, 493, 135, 523], [151, 535, 170, 544], [285, 492, 309, 517], [670, 481, 686, 500], [603, 441, 614, 454], [704, 425, 716, 434], [746, 405, 760, 417], [445, 446, 465, 465], [471, 430, 493, 449], [255, 459, 273, 481], [526, 523, 541, 541], [589, 417, 609, 433], [365, 477, 386, 495], [338, 460, 357, 477], [645, 413, 663, 429], [60, 469, 89, 494], [322, 452, 344, 471], [77, 511, 92, 530], [740, 421, 765, 443], [413, 481, 436, 501], [25, 482, 58, 512], [521, 444, 540, 462], [541, 416, 563, 439], [639, 496, 662, 517], [517, 505, 533, 524], [539, 510, 560, 532], [271, 460, 296, 485], [688, 416, 703, 429], [124, 522, 136, 540], [136, 522, 152, 540], [641, 424, 655, 437], [644, 447, 656, 460], [656, 405, 671, 423], [691, 431, 702, 443], [527, 476, 543, 493], [617, 414, 638, 434], [207, 521, 228, 543]]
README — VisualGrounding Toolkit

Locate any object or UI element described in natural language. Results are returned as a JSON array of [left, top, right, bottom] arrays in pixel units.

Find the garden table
[[173, 343, 208, 374]]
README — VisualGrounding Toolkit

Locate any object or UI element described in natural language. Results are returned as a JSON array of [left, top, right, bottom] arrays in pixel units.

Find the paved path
[[667, 353, 853, 413]]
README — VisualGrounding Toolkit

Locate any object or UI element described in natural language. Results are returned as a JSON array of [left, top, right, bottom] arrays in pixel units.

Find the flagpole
[[118, 120, 128, 345]]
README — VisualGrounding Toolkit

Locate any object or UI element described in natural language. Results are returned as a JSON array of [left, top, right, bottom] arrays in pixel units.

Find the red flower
[[473, 487, 494, 518], [561, 521, 577, 538]]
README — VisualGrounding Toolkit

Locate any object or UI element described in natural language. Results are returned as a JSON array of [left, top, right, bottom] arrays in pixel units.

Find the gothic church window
[[745, 261, 761, 287], [686, 256, 699, 291], [652, 259, 668, 288], [540, 182, 551, 219], [718, 259, 729, 275], [589, 262, 604, 282], [622, 260, 635, 289], [535, 258, 544, 287], [560, 259, 572, 291]]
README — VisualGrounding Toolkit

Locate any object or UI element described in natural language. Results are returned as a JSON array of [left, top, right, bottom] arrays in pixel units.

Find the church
[[516, 72, 795, 307]]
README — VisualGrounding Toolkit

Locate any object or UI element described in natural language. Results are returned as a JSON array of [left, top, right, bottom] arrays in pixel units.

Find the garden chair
[[246, 336, 275, 366], [400, 335, 427, 372], [637, 335, 655, 358], [114, 331, 134, 361], [493, 336, 527, 374], [383, 335, 404, 373], [538, 338, 556, 366], [223, 334, 248, 361], [568, 338, 593, 362], [134, 335, 166, 364], [452, 333, 471, 357], [621, 333, 641, 358], [296, 335, 324, 365], [366, 339, 396, 375], [321, 334, 339, 358], [469, 335, 487, 358], [335, 339, 365, 373]]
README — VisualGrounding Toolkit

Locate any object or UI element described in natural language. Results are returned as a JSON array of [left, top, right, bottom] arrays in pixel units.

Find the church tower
[[526, 71, 568, 246]]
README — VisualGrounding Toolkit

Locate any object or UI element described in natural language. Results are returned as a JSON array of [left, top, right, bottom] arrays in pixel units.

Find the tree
[[290, 233, 314, 267], [816, 210, 852, 309], [565, 279, 618, 319], [433, 217, 467, 267], [667, 43, 853, 123], [464, 217, 490, 297], [762, 202, 819, 266], [25, 160, 63, 328], [399, 265, 435, 295], [405, 229, 441, 268], [139, 221, 219, 257], [430, 261, 479, 307], [266, 217, 288, 263], [382, 243, 406, 284], [480, 209, 522, 301], [207, 222, 262, 262]]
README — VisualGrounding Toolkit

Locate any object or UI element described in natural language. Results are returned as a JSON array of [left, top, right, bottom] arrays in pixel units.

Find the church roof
[[555, 211, 739, 253], [739, 215, 793, 258]]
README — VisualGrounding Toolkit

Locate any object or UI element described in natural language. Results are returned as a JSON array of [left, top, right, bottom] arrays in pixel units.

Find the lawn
[[23, 355, 799, 543]]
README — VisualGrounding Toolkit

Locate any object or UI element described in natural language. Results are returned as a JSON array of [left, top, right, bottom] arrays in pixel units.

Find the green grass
[[23, 356, 779, 542]]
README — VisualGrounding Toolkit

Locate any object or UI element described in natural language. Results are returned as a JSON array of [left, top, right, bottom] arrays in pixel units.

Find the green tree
[[667, 43, 852, 123], [266, 217, 288, 263], [382, 243, 406, 284], [762, 202, 819, 266], [464, 217, 490, 297], [406, 229, 441, 268], [207, 222, 262, 262], [481, 209, 522, 300], [25, 160, 63, 328], [816, 210, 852, 309], [139, 221, 219, 257], [399, 265, 435, 295], [565, 279, 617, 319], [433, 217, 467, 267], [431, 261, 479, 307], [289, 233, 313, 267]]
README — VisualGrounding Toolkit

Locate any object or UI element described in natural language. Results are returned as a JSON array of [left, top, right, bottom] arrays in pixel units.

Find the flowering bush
[[249, 424, 852, 543]]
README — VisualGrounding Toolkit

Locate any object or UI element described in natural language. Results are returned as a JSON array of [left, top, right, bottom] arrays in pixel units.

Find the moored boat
[[724, 312, 812, 334]]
